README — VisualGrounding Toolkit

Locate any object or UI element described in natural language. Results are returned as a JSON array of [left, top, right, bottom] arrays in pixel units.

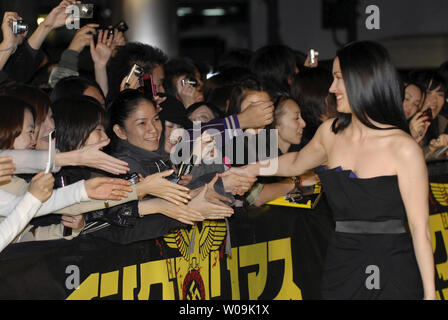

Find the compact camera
[[11, 20, 28, 35], [72, 4, 94, 19], [181, 78, 198, 87], [309, 49, 319, 65], [124, 64, 145, 89]]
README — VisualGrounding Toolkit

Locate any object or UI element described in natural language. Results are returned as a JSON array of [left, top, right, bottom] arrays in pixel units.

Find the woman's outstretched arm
[[225, 119, 331, 178]]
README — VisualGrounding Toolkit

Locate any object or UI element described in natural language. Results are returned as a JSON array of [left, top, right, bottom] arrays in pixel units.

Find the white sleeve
[[0, 190, 25, 217], [34, 180, 90, 217], [0, 192, 42, 253], [0, 150, 61, 174]]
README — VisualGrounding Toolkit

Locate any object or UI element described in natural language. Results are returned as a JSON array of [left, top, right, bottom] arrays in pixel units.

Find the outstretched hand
[[136, 170, 192, 205], [76, 139, 130, 175], [84, 177, 133, 201], [90, 29, 114, 68], [220, 171, 257, 196], [189, 175, 234, 220]]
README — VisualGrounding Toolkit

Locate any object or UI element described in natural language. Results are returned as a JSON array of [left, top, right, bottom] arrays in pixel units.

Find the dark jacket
[[4, 41, 45, 84]]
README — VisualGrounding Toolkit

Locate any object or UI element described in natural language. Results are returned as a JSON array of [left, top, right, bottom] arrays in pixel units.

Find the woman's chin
[[138, 140, 159, 152]]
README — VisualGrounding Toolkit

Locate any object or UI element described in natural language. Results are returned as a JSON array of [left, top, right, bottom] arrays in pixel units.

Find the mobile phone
[[419, 108, 433, 121], [71, 4, 94, 19], [124, 64, 144, 89], [309, 49, 319, 65], [45, 130, 56, 174], [142, 73, 157, 98]]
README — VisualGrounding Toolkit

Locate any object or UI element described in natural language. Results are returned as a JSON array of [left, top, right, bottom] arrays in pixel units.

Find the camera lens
[[15, 21, 28, 34]]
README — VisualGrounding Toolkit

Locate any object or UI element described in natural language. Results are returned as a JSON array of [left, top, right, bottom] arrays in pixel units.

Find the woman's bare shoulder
[[387, 130, 425, 167], [313, 118, 338, 148], [316, 118, 337, 137]]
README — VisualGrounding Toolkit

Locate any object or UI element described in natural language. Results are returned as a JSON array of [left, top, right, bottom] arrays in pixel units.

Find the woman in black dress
[[224, 41, 436, 300]]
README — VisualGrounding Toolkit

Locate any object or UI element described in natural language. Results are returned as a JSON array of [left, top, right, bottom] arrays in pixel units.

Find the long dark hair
[[250, 45, 296, 99], [53, 96, 106, 152], [291, 67, 337, 144], [332, 41, 410, 134]]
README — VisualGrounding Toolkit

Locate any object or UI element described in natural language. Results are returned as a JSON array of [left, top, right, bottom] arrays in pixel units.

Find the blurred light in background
[[37, 15, 47, 25], [201, 8, 226, 17], [177, 7, 193, 17]]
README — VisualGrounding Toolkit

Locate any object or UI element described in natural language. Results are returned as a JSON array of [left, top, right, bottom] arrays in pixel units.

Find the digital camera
[[96, 21, 129, 38], [124, 64, 145, 89], [310, 49, 319, 64], [11, 20, 28, 35], [72, 4, 94, 19], [181, 78, 198, 87]]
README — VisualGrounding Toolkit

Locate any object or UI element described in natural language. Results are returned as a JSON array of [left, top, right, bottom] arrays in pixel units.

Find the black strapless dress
[[317, 166, 423, 300]]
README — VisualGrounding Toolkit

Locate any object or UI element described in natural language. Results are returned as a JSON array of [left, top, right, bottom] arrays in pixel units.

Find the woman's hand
[[84, 177, 132, 201], [192, 131, 216, 164], [42, 0, 79, 30], [61, 214, 85, 231], [142, 198, 203, 226], [300, 171, 320, 187], [178, 174, 193, 186], [153, 95, 167, 109], [188, 175, 234, 220], [90, 29, 113, 68], [410, 111, 431, 143], [304, 54, 318, 68], [68, 23, 98, 53], [136, 170, 192, 205], [75, 139, 130, 175], [220, 171, 257, 196], [237, 101, 274, 130], [111, 29, 126, 53], [0, 156, 15, 184], [176, 78, 199, 108], [429, 134, 448, 152], [29, 172, 55, 203], [120, 74, 140, 91], [0, 12, 24, 50]]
